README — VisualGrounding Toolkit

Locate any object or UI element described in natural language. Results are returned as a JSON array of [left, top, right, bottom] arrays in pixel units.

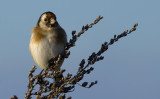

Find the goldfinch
[[29, 11, 67, 71]]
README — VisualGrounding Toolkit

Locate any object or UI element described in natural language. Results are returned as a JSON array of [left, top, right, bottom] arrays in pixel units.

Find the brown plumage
[[29, 11, 67, 71]]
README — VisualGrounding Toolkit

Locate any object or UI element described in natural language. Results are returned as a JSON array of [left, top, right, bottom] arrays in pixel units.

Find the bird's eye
[[44, 18, 47, 22]]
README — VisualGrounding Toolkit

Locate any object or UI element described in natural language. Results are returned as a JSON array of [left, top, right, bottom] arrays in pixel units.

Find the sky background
[[0, 0, 160, 99]]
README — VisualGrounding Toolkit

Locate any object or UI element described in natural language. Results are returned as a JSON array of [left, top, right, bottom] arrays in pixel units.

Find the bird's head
[[37, 11, 59, 29]]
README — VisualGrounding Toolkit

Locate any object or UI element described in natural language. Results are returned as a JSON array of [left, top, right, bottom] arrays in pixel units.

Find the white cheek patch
[[39, 15, 48, 28], [41, 14, 47, 22]]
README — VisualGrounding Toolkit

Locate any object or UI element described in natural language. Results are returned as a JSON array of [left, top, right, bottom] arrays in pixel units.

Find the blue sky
[[0, 0, 160, 99]]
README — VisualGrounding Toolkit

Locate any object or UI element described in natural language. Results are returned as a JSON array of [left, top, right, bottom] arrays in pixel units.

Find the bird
[[29, 11, 67, 72]]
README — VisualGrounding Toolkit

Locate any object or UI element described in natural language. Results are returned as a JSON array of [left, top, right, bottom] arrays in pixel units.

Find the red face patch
[[46, 13, 56, 20]]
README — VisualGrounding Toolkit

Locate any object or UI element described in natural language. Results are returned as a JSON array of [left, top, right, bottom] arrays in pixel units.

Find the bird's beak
[[50, 18, 58, 27], [50, 18, 56, 25]]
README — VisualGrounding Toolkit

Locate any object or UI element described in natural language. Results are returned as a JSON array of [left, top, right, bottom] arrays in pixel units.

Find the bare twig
[[11, 16, 138, 99]]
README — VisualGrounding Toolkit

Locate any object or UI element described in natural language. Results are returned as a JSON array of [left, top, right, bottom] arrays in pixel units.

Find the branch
[[11, 15, 138, 99]]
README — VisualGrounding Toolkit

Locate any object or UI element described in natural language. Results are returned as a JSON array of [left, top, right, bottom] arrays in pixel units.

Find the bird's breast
[[29, 34, 65, 69]]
